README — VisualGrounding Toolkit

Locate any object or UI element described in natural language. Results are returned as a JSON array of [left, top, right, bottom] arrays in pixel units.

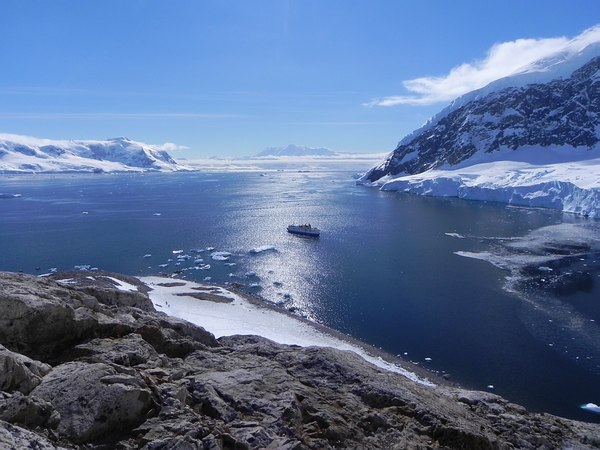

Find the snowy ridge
[[0, 133, 189, 173], [396, 42, 600, 149]]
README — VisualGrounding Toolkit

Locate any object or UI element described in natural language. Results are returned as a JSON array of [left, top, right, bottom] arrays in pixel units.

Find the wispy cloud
[[368, 25, 600, 107], [0, 112, 240, 120], [150, 142, 189, 152]]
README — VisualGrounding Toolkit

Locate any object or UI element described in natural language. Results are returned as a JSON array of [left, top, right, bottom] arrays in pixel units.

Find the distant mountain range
[[0, 135, 187, 173], [361, 42, 600, 218], [255, 144, 335, 157]]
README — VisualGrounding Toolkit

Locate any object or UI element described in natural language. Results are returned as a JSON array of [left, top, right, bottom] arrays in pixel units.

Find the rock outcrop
[[0, 271, 598, 449]]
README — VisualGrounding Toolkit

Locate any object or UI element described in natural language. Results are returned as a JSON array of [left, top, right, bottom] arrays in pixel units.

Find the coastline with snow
[[140, 275, 436, 386], [361, 148, 600, 218]]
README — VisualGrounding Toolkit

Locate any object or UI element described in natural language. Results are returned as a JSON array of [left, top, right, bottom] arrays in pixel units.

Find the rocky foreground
[[0, 272, 599, 449]]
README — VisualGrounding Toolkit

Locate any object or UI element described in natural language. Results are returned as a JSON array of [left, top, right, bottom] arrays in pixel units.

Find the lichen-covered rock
[[31, 361, 155, 443], [0, 344, 51, 394]]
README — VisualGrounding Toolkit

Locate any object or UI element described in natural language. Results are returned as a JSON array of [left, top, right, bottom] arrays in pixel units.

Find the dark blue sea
[[1, 171, 599, 422]]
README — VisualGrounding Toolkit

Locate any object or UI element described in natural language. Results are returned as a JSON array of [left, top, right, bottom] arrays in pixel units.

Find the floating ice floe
[[581, 403, 600, 414], [172, 250, 183, 254], [224, 262, 236, 267], [444, 232, 465, 239], [82, 211, 89, 215], [203, 277, 212, 281], [249, 245, 277, 254], [245, 271, 258, 277], [153, 212, 162, 216], [158, 264, 168, 268], [74, 265, 91, 271], [211, 251, 231, 261], [206, 247, 215, 251], [143, 254, 152, 258]]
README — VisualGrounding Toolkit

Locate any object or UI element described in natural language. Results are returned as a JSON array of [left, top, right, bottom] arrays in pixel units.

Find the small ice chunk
[[206, 247, 215, 251], [245, 271, 258, 277], [74, 265, 91, 271], [153, 212, 161, 216], [424, 357, 432, 362], [143, 254, 152, 258], [224, 262, 236, 267], [249, 245, 277, 254], [158, 264, 168, 268], [444, 232, 465, 239], [487, 385, 495, 389], [581, 403, 600, 414], [82, 211, 89, 215], [211, 251, 231, 261], [172, 250, 183, 254], [203, 276, 212, 281]]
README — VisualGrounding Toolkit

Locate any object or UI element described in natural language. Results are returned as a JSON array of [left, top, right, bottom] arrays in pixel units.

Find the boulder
[[0, 344, 51, 394], [0, 272, 99, 361], [31, 361, 155, 444]]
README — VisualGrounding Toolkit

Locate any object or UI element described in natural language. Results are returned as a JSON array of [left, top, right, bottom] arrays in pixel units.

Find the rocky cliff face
[[0, 271, 598, 449], [365, 55, 600, 182]]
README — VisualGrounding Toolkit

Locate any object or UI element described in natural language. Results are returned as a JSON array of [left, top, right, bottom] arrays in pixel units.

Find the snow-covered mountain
[[0, 134, 188, 173], [256, 144, 335, 157], [361, 43, 600, 218]]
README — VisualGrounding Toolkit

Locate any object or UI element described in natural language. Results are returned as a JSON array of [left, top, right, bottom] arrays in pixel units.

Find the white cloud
[[368, 25, 600, 107], [151, 142, 189, 152]]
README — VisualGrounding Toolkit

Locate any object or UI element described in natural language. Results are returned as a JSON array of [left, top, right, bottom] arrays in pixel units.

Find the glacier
[[363, 150, 600, 218]]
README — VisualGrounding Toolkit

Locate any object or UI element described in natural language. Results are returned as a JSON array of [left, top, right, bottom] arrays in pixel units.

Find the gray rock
[[0, 391, 60, 429], [0, 272, 99, 361], [31, 361, 154, 443], [69, 333, 158, 366], [0, 419, 68, 450], [0, 344, 51, 394]]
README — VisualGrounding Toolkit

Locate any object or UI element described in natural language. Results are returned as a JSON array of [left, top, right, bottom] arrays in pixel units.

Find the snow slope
[[0, 133, 188, 173]]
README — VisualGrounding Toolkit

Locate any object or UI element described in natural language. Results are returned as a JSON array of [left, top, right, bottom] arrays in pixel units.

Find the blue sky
[[1, 0, 599, 157]]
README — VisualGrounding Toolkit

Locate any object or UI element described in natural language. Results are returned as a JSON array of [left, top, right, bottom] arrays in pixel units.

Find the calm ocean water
[[1, 171, 599, 422]]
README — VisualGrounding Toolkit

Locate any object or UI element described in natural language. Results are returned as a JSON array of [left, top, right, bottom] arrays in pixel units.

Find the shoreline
[[225, 282, 455, 387], [140, 275, 452, 388]]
